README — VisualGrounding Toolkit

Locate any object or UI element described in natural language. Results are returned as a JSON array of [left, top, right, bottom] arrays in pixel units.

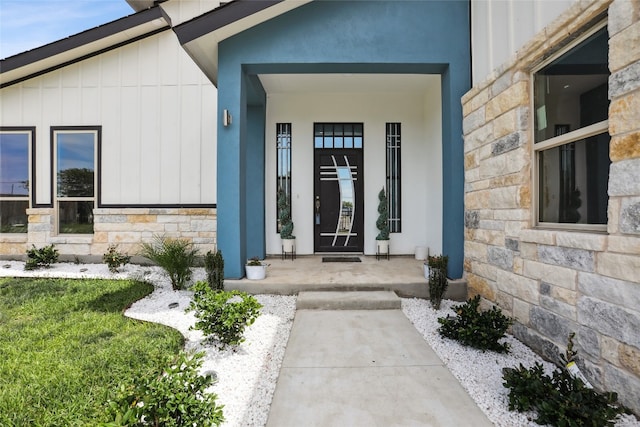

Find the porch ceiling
[[258, 73, 440, 94]]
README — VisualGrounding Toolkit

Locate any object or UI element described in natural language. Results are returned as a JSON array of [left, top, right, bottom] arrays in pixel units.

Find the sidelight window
[[386, 123, 401, 233]]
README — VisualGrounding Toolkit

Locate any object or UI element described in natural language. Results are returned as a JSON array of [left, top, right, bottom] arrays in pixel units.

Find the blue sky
[[0, 0, 134, 59]]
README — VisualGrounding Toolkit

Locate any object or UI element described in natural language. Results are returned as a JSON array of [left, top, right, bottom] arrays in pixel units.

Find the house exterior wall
[[264, 80, 443, 256], [462, 0, 640, 412], [159, 0, 222, 26], [217, 0, 470, 278], [0, 29, 217, 256], [471, 0, 576, 85]]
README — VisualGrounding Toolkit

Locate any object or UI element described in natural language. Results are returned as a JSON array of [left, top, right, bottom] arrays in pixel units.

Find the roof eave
[[174, 0, 312, 86], [0, 6, 170, 87]]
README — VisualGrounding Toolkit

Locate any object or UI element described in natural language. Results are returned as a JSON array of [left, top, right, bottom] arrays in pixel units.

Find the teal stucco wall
[[217, 0, 470, 278]]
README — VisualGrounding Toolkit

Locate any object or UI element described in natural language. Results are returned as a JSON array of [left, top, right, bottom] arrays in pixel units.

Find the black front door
[[314, 149, 364, 252]]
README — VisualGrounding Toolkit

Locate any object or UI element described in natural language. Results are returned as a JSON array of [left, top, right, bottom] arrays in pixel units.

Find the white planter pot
[[423, 264, 430, 280], [282, 238, 295, 253], [245, 264, 266, 280], [377, 239, 390, 254]]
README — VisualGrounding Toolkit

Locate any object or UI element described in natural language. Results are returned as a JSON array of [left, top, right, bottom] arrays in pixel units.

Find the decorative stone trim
[[0, 207, 217, 258]]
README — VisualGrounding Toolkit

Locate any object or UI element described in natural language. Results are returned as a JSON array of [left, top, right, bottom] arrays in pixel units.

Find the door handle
[[315, 196, 320, 225]]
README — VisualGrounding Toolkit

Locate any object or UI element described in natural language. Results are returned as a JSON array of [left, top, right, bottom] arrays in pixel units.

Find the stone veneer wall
[[462, 0, 640, 413], [0, 207, 216, 258]]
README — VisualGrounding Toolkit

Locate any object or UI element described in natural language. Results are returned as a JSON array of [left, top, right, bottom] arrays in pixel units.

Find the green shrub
[[139, 235, 198, 290], [427, 254, 448, 310], [375, 187, 390, 240], [102, 351, 224, 427], [24, 244, 59, 270], [437, 295, 512, 353], [503, 333, 629, 426], [503, 363, 626, 426], [247, 256, 262, 266], [277, 189, 295, 239], [188, 282, 262, 348], [103, 244, 131, 273], [204, 250, 224, 291]]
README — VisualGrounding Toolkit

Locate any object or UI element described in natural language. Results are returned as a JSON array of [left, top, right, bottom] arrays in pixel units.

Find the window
[[53, 129, 98, 234], [0, 129, 32, 233], [386, 123, 401, 233], [533, 23, 610, 228], [276, 123, 291, 231], [314, 123, 363, 149]]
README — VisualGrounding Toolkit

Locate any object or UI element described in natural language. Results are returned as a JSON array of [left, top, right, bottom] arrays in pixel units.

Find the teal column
[[245, 104, 266, 260]]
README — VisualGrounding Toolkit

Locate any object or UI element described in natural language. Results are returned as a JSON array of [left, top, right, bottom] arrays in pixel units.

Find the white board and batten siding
[[0, 30, 217, 206], [471, 0, 576, 85], [264, 76, 443, 257]]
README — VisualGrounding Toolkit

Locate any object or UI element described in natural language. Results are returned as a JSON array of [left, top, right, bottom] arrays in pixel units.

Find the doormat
[[322, 257, 361, 263]]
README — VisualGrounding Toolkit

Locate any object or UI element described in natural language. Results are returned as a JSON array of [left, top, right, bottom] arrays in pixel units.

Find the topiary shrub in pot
[[277, 189, 295, 254], [375, 187, 390, 255]]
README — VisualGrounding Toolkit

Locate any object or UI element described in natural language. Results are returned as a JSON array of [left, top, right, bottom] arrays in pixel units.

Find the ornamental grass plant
[[139, 235, 199, 290]]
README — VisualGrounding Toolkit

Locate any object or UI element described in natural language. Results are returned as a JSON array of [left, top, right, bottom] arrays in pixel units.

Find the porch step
[[296, 291, 401, 310]]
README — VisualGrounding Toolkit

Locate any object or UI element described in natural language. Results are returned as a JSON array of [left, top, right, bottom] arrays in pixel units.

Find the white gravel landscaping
[[2, 260, 638, 426], [401, 298, 640, 427]]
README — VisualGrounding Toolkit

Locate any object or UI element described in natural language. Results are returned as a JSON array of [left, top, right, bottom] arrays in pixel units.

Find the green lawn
[[0, 277, 184, 426]]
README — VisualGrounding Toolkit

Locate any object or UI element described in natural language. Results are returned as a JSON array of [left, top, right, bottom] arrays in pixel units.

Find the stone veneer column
[[462, 0, 640, 413]]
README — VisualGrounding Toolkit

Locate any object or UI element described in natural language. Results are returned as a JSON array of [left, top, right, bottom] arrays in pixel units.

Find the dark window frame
[[314, 123, 364, 149], [386, 123, 402, 233], [0, 127, 35, 233], [51, 126, 101, 235], [276, 123, 292, 232]]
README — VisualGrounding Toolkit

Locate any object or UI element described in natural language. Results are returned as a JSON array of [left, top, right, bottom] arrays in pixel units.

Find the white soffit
[[181, 0, 312, 86], [259, 74, 440, 94]]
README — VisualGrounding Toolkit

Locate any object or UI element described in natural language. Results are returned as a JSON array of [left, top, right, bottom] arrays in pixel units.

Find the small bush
[[438, 295, 512, 353], [139, 235, 198, 290], [103, 244, 131, 273], [247, 257, 262, 266], [503, 362, 626, 426], [102, 351, 224, 427], [503, 333, 629, 426], [204, 250, 224, 291], [427, 254, 448, 310], [188, 282, 262, 348], [24, 244, 59, 270]]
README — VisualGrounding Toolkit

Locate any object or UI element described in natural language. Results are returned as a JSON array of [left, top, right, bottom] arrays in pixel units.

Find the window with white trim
[[0, 129, 32, 233], [53, 129, 98, 234], [533, 23, 610, 229]]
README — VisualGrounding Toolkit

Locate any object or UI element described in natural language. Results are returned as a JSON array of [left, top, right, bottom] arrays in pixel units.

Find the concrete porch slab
[[225, 256, 467, 300]]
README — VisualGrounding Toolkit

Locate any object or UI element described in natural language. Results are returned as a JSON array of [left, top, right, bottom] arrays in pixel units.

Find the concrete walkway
[[266, 292, 493, 427]]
